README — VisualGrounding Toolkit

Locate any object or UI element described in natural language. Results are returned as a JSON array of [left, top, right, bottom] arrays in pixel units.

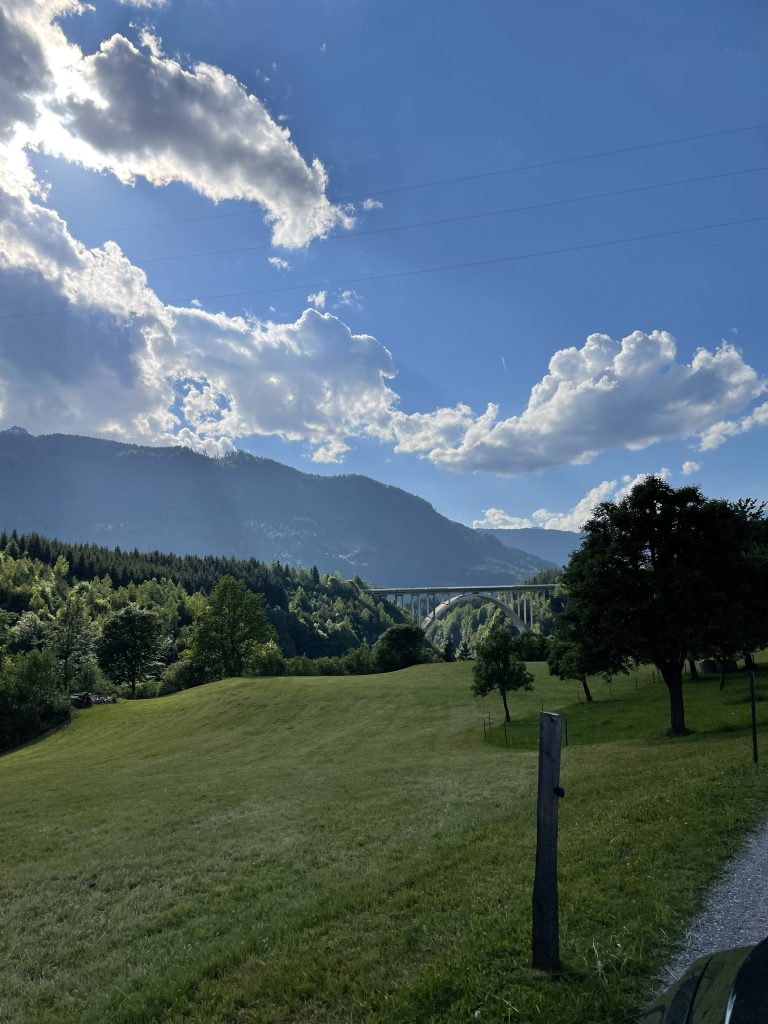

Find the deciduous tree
[[472, 629, 533, 723], [97, 606, 165, 698], [49, 595, 94, 690], [186, 576, 275, 681], [558, 477, 768, 735]]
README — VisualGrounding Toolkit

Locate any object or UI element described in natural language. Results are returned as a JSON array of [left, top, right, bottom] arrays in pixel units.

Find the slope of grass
[[1, 662, 767, 1024]]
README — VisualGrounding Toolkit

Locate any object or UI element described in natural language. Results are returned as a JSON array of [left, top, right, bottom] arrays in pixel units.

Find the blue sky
[[1, 0, 767, 530]]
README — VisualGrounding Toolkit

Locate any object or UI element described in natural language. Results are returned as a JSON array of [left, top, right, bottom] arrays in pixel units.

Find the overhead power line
[[116, 164, 768, 266], [73, 119, 768, 237], [5, 163, 766, 278], [1, 212, 766, 320]]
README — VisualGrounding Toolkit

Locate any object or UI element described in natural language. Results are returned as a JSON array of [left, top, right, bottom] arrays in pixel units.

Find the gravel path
[[662, 815, 768, 984]]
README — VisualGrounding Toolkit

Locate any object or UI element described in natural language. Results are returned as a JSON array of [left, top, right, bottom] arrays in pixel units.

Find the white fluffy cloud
[[392, 331, 765, 474], [1, 4, 766, 473], [681, 460, 702, 476], [473, 470, 672, 532], [4, 2, 350, 247], [698, 401, 768, 451], [0, 179, 397, 458], [267, 256, 291, 271]]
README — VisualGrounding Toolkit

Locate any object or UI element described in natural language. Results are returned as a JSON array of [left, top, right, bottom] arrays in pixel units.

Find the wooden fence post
[[532, 712, 563, 972], [750, 671, 759, 765]]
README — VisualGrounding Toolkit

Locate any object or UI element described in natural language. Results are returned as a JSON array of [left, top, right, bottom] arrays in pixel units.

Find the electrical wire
[[72, 119, 768, 237], [2, 211, 765, 320], [4, 163, 766, 277]]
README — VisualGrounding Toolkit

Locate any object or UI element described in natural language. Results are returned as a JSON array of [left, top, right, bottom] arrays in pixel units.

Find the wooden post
[[483, 717, 487, 738], [750, 671, 759, 765], [532, 712, 563, 972]]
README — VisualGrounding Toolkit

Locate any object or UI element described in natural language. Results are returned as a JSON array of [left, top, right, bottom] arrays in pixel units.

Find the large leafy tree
[[187, 576, 275, 681], [96, 606, 165, 697], [472, 629, 533, 723], [558, 477, 768, 735], [48, 594, 94, 690]]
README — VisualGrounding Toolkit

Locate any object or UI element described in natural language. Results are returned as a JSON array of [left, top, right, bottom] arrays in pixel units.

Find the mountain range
[[0, 429, 556, 587]]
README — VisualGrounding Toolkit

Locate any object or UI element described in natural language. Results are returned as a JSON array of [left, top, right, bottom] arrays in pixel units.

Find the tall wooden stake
[[750, 671, 759, 765], [532, 712, 563, 971]]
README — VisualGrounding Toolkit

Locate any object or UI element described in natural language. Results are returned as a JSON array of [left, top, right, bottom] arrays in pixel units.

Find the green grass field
[[2, 662, 767, 1024]]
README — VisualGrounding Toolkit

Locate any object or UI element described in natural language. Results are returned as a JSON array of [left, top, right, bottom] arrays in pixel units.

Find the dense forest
[[0, 531, 407, 658]]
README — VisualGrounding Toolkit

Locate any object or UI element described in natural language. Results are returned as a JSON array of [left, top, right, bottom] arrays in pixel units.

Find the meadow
[[2, 661, 767, 1023]]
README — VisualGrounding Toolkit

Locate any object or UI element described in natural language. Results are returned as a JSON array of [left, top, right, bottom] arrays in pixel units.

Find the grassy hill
[[2, 662, 767, 1023]]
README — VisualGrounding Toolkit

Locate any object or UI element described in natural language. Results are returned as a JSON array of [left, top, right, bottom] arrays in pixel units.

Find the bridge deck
[[369, 584, 555, 596]]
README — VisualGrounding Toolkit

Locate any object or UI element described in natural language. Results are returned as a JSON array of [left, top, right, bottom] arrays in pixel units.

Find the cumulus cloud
[[7, 4, 350, 247], [0, 92, 396, 463], [698, 401, 768, 451], [0, 7, 53, 140], [392, 331, 765, 474], [473, 470, 672, 533], [0, 183, 397, 458], [117, 0, 167, 7], [681, 460, 702, 476], [1, 7, 766, 474], [361, 197, 383, 210]]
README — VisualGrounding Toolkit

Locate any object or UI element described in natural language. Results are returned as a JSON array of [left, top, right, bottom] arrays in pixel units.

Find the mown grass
[[1, 662, 767, 1023]]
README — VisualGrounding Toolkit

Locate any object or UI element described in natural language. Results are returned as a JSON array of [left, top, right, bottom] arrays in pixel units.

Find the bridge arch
[[422, 592, 530, 633]]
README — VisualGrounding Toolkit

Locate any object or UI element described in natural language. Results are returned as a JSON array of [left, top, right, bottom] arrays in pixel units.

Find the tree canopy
[[372, 624, 426, 672], [96, 606, 165, 698], [557, 477, 768, 734], [186, 576, 276, 681], [472, 629, 533, 723]]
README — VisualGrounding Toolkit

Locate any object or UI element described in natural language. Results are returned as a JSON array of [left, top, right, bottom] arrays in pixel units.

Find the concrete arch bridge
[[369, 584, 557, 633]]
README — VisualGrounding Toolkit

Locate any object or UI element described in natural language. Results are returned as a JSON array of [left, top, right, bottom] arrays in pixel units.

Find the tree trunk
[[688, 658, 699, 681], [719, 656, 726, 692], [581, 676, 593, 703], [745, 651, 756, 671], [501, 687, 511, 724], [659, 659, 688, 735]]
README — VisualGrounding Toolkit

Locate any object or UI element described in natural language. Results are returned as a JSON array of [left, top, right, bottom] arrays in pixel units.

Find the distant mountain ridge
[[477, 527, 581, 566], [0, 429, 554, 587]]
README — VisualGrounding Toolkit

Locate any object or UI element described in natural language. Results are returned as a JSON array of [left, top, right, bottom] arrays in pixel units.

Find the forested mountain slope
[[0, 429, 552, 586]]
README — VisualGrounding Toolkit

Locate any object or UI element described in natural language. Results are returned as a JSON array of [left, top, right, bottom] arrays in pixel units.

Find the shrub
[[247, 641, 287, 677], [158, 658, 204, 695], [372, 624, 426, 673]]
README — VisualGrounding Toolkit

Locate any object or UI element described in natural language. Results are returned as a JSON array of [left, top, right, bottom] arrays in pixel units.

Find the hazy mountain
[[0, 430, 554, 587], [477, 527, 581, 566]]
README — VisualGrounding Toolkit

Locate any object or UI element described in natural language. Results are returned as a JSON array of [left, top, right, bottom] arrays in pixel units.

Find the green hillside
[[2, 662, 767, 1023]]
